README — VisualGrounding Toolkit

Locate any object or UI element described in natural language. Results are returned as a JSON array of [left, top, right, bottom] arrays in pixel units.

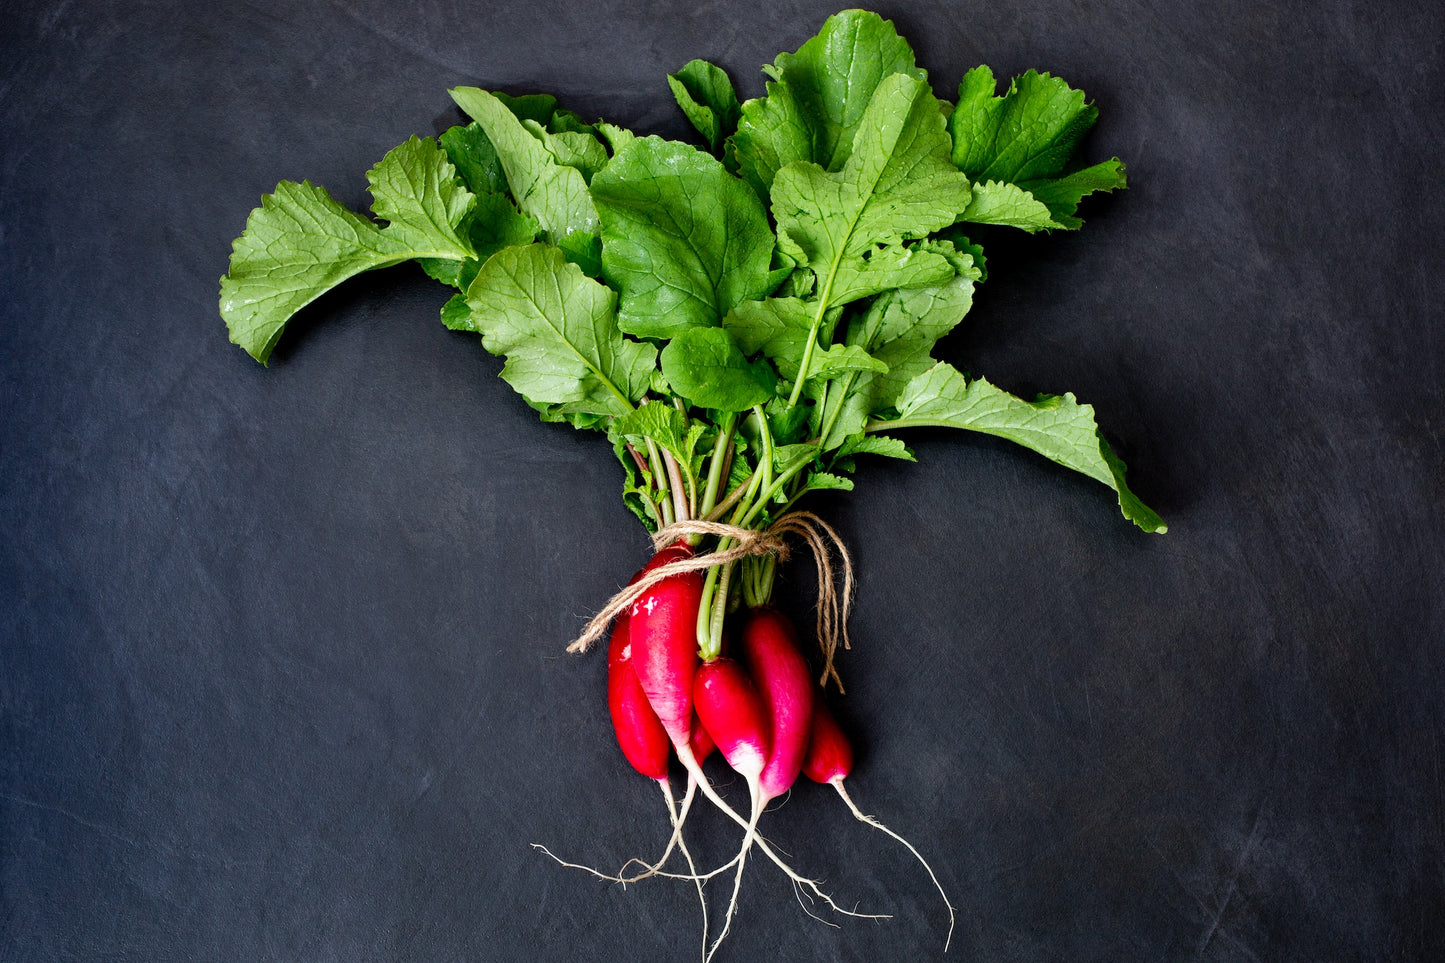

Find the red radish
[[607, 611, 670, 781], [693, 658, 771, 779], [803, 699, 957, 951], [628, 542, 704, 748], [692, 656, 773, 960], [802, 696, 854, 784], [740, 608, 814, 802]]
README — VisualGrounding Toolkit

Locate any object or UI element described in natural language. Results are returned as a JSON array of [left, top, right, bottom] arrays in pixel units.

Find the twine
[[568, 511, 854, 692]]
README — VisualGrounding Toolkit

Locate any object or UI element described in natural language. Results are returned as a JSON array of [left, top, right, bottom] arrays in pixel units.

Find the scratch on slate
[[1195, 801, 1267, 959]]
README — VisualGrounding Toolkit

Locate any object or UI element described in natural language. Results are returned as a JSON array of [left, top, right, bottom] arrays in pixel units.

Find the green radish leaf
[[803, 343, 887, 383], [660, 327, 775, 412], [612, 402, 705, 489], [438, 122, 509, 196], [220, 136, 476, 363], [534, 127, 610, 183], [527, 401, 612, 431], [365, 136, 477, 257], [809, 373, 870, 451], [449, 86, 599, 242], [959, 180, 1069, 232], [881, 362, 1166, 532], [771, 73, 973, 307], [837, 433, 915, 462], [796, 471, 853, 493], [440, 293, 473, 331], [556, 230, 604, 279], [774, 266, 815, 300], [733, 9, 928, 195], [1023, 159, 1128, 229], [763, 396, 810, 446], [492, 91, 561, 126], [856, 238, 982, 410], [668, 59, 741, 156], [596, 122, 636, 156], [807, 238, 980, 451], [464, 243, 655, 419], [772, 442, 821, 477], [722, 297, 814, 372], [590, 137, 776, 339], [418, 192, 538, 290], [950, 66, 1126, 229]]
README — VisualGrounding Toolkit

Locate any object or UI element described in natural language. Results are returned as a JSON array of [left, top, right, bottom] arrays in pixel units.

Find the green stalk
[[705, 468, 757, 521], [754, 406, 774, 513], [816, 368, 861, 449], [697, 443, 770, 658], [696, 411, 737, 523], [755, 555, 776, 607], [661, 448, 689, 523], [706, 559, 734, 658], [644, 438, 674, 528], [625, 442, 665, 530], [739, 454, 814, 529]]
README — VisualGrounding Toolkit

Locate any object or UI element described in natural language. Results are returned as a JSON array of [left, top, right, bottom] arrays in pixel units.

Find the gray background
[[3, 1, 1442, 959]]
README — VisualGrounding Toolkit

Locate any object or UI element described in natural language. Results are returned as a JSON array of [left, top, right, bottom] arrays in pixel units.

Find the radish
[[628, 541, 704, 748], [607, 610, 671, 781], [804, 699, 957, 950], [692, 656, 772, 960], [607, 609, 698, 878], [690, 713, 716, 764], [694, 657, 771, 780], [608, 551, 712, 888], [532, 558, 710, 954], [740, 608, 814, 803]]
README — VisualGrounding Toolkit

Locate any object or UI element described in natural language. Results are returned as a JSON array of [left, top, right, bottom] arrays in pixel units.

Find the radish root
[[705, 780, 763, 963], [672, 743, 889, 922], [833, 781, 955, 952]]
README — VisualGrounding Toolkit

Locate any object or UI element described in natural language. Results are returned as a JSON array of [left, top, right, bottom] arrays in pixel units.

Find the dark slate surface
[[3, 1, 1442, 960]]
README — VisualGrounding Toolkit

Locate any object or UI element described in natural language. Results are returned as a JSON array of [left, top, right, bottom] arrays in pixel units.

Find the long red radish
[[804, 699, 957, 951], [740, 608, 814, 802], [536, 558, 710, 954], [607, 611, 670, 781], [692, 657, 772, 961], [694, 658, 770, 779], [628, 542, 704, 748]]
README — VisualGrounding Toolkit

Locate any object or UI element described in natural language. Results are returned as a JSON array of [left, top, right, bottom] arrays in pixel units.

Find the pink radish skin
[[803, 698, 957, 951], [607, 611, 671, 781], [628, 542, 704, 748], [740, 608, 815, 801]]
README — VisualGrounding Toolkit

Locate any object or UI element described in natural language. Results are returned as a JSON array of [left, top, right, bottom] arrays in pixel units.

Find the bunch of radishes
[[219, 9, 1163, 958], [590, 537, 951, 958]]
